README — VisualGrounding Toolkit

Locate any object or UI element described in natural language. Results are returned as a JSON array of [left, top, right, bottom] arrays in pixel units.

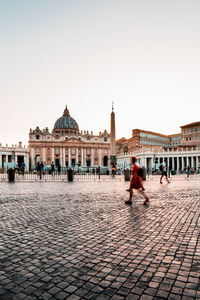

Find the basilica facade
[[29, 106, 111, 170]]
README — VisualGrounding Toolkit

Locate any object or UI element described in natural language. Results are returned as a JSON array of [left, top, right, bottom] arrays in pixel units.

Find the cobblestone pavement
[[0, 178, 199, 300]]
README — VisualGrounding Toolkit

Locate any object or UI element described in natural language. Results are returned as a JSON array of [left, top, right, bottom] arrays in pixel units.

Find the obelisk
[[110, 102, 116, 164]]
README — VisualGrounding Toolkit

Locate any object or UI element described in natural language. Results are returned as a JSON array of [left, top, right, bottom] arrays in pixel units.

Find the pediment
[[64, 137, 85, 144]]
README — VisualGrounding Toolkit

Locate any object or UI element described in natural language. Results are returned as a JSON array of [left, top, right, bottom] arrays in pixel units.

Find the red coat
[[130, 163, 143, 189]]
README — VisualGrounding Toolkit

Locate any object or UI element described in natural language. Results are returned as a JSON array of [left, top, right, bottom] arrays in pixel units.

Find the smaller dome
[[53, 106, 79, 131]]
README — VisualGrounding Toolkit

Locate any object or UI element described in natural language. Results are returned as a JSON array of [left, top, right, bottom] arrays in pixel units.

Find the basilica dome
[[53, 106, 79, 134]]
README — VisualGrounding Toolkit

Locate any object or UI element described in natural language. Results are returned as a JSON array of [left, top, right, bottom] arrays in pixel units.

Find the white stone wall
[[117, 149, 200, 172]]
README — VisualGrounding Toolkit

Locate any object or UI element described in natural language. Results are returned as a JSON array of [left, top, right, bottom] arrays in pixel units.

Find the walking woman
[[125, 156, 150, 206]]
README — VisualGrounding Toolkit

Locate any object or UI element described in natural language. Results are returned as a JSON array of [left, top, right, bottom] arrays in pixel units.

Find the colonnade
[[33, 146, 109, 168], [140, 155, 199, 172], [117, 152, 200, 173], [0, 151, 30, 170]]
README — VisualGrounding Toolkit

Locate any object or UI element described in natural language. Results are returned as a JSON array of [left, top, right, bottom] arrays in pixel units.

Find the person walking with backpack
[[125, 156, 149, 206], [160, 160, 170, 184]]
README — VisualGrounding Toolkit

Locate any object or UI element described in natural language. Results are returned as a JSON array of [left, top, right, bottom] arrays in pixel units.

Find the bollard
[[124, 169, 130, 181], [142, 167, 146, 180], [8, 168, 15, 182], [67, 168, 73, 182]]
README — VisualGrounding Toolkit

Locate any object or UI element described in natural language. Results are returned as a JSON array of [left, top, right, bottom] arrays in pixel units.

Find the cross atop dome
[[63, 105, 70, 116]]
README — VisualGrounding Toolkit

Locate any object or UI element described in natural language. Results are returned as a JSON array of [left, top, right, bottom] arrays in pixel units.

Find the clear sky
[[1, 0, 200, 146]]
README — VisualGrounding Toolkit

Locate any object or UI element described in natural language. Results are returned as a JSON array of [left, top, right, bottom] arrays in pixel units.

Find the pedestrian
[[21, 161, 25, 175], [57, 163, 61, 175], [51, 161, 55, 175], [125, 156, 149, 206], [14, 161, 19, 174], [40, 161, 44, 175], [160, 161, 169, 184], [111, 163, 116, 177], [36, 161, 40, 175], [187, 165, 190, 178]]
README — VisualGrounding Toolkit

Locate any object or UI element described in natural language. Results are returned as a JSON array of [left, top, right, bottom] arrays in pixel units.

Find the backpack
[[138, 167, 144, 178], [159, 164, 163, 172]]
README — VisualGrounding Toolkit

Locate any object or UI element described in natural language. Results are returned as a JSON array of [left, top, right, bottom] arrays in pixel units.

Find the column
[[76, 148, 78, 165], [191, 156, 194, 169], [68, 148, 71, 167], [98, 148, 102, 166], [177, 157, 179, 172], [143, 157, 147, 169], [52, 147, 54, 163], [59, 147, 62, 166], [25, 154, 29, 171], [43, 147, 45, 162], [31, 148, 34, 168], [84, 148, 87, 166], [63, 147, 65, 167], [81, 148, 84, 166], [181, 156, 184, 171], [91, 148, 94, 167], [172, 156, 174, 170], [0, 153, 2, 168], [186, 156, 188, 168], [167, 157, 169, 169], [196, 156, 199, 171], [151, 157, 154, 171]]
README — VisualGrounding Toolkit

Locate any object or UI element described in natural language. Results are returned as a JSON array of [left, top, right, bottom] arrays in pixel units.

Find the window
[[36, 135, 40, 140], [56, 148, 59, 154], [104, 137, 107, 142]]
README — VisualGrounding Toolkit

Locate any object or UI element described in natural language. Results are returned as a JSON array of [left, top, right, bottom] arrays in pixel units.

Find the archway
[[103, 156, 108, 167], [35, 155, 40, 165]]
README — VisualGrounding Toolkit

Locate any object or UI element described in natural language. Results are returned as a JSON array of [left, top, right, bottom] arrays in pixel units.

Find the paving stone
[[0, 180, 199, 299]]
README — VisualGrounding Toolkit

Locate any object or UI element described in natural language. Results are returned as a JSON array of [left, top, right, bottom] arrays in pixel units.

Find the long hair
[[131, 156, 137, 164]]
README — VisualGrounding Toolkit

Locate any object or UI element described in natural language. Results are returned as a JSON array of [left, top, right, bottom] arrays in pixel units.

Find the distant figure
[[40, 161, 44, 175], [21, 161, 25, 175], [36, 161, 40, 174], [125, 156, 149, 206], [111, 163, 116, 177], [160, 161, 169, 184], [187, 166, 190, 178], [51, 161, 55, 175], [57, 163, 61, 175], [14, 162, 19, 174]]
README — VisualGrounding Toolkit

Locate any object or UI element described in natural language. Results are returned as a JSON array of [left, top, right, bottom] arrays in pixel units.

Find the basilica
[[29, 106, 111, 170]]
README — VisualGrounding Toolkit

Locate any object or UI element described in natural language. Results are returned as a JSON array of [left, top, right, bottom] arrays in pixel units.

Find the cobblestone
[[0, 179, 200, 299]]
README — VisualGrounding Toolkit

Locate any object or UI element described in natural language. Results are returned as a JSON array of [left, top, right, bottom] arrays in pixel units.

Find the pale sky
[[1, 0, 200, 146]]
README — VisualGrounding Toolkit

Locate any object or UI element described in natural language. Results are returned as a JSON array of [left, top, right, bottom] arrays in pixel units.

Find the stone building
[[116, 129, 181, 155], [0, 142, 30, 171], [29, 106, 111, 170], [180, 121, 200, 150], [116, 122, 200, 173]]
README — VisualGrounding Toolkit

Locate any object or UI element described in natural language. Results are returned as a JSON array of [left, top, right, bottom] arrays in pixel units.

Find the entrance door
[[103, 156, 108, 167], [2, 155, 6, 168], [18, 156, 24, 168], [72, 159, 76, 167], [55, 159, 60, 166]]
